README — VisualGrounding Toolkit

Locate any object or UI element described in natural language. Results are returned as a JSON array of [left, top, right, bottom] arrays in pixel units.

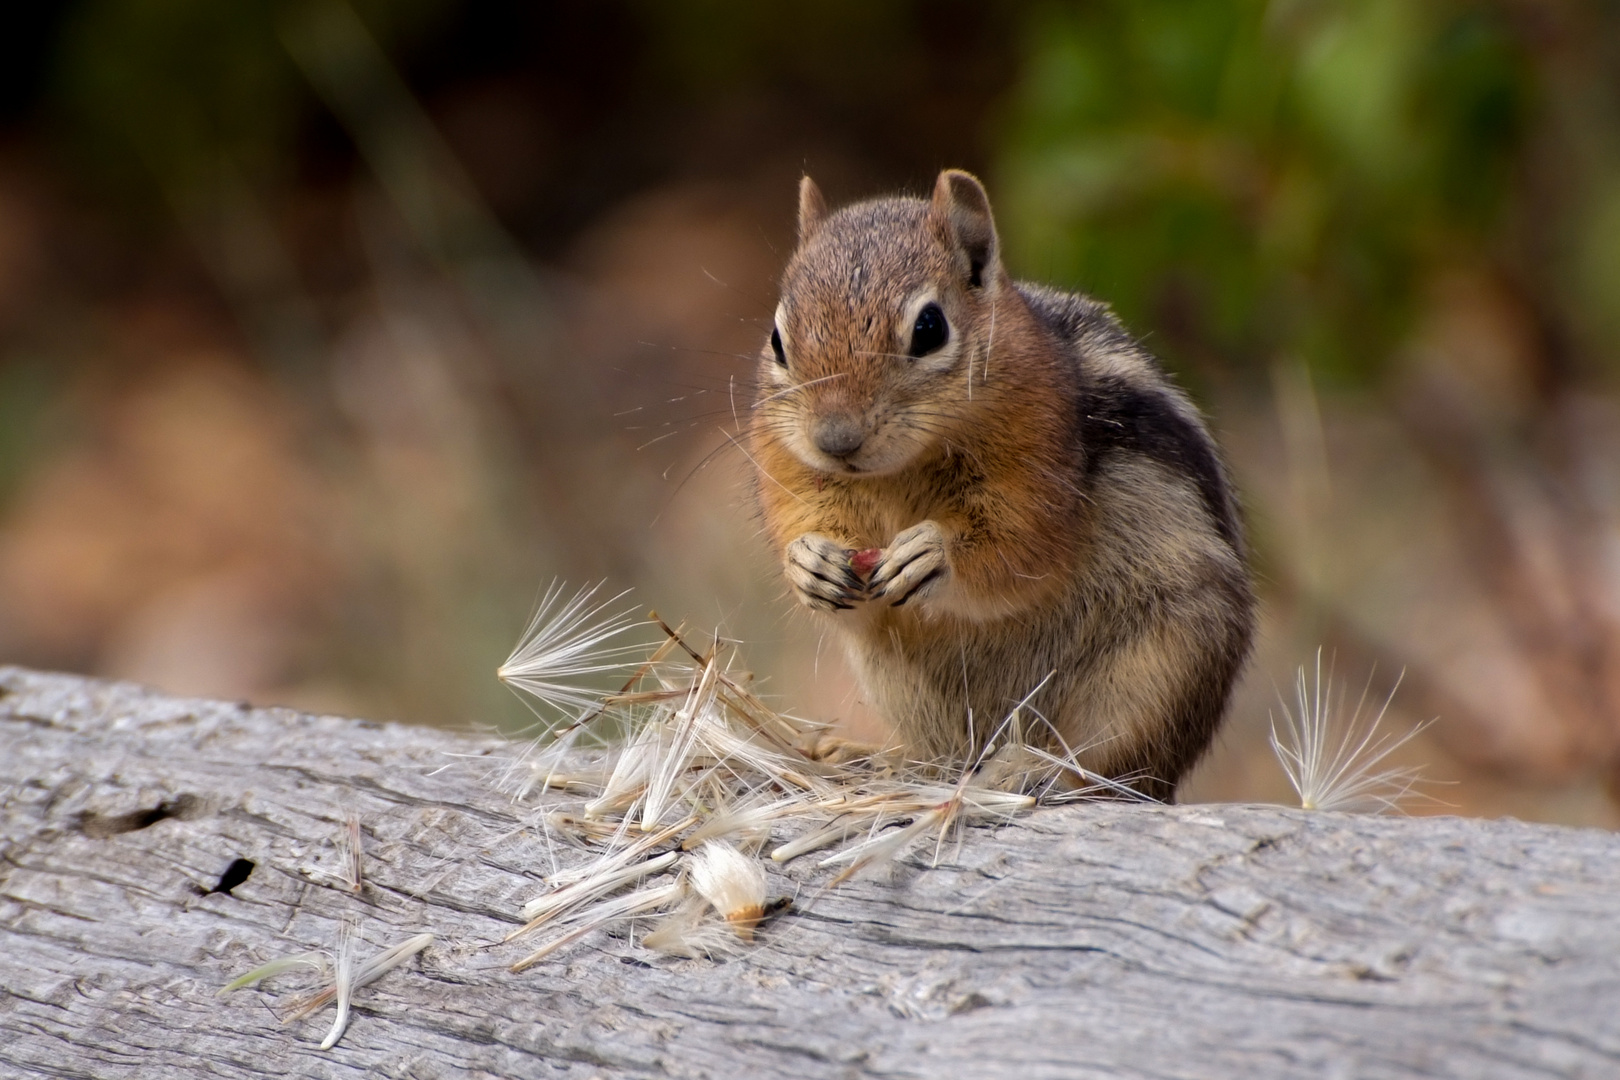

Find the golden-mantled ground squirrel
[[749, 170, 1254, 800]]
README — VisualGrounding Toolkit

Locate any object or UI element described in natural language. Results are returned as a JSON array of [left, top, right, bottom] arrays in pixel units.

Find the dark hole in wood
[[210, 858, 256, 896], [78, 793, 202, 837]]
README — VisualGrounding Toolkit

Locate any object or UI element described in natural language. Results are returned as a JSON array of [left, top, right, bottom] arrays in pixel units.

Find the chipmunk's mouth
[[802, 452, 875, 477], [823, 452, 915, 479], [793, 422, 927, 477], [807, 458, 865, 478]]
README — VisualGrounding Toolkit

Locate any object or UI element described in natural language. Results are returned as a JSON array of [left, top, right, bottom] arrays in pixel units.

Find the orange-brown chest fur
[[750, 292, 1085, 620]]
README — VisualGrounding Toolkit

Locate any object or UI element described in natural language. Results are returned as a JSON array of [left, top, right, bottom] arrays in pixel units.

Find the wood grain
[[3, 665, 1618, 1079]]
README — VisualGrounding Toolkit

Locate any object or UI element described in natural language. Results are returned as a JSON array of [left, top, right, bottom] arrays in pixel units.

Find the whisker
[[751, 373, 848, 409], [696, 265, 778, 317], [658, 434, 734, 488], [632, 342, 765, 366], [721, 430, 809, 507], [637, 429, 687, 451]]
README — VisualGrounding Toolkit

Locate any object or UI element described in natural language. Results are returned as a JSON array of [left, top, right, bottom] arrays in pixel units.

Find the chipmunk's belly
[[845, 599, 1099, 762]]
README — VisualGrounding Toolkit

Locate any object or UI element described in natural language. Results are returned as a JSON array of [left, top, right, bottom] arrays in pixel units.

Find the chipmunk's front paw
[[785, 533, 864, 612], [868, 520, 950, 608], [800, 733, 891, 767]]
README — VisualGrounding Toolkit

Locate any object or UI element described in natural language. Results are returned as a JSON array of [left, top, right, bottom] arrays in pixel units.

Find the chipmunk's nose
[[812, 415, 865, 459]]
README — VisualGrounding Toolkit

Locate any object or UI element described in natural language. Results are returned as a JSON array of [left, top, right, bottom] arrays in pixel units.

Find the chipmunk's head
[[756, 169, 1005, 477]]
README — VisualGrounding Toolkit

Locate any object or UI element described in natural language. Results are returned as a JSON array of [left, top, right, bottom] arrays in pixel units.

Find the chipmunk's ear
[[798, 175, 828, 243], [930, 169, 999, 289]]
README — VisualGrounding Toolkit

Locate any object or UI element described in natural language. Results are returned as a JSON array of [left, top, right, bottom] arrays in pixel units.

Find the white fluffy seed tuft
[[642, 897, 741, 959], [689, 841, 768, 940], [1270, 649, 1437, 814]]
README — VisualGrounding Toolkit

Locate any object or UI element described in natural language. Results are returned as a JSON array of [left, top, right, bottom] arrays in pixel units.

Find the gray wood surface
[[3, 665, 1618, 1080]]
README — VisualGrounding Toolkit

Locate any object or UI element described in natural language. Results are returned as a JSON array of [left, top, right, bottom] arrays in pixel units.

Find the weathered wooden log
[[3, 665, 1618, 1079]]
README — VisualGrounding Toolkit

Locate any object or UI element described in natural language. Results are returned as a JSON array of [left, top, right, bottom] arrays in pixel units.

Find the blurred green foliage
[[997, 0, 1546, 385], [50, 0, 450, 214], [56, 0, 307, 200], [28, 0, 1620, 392], [633, 0, 914, 99]]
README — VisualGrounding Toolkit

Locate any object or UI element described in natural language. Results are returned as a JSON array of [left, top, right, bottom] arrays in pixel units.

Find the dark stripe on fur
[[1079, 379, 1242, 551], [1016, 282, 1243, 554]]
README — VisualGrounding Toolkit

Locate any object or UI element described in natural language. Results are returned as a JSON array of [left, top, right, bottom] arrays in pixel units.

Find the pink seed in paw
[[850, 547, 883, 580]]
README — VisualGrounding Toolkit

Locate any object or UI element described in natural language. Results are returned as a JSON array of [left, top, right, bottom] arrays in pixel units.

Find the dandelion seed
[[642, 896, 741, 959], [690, 715, 831, 796], [1270, 649, 1435, 813], [641, 660, 722, 830], [522, 770, 602, 795], [685, 791, 811, 848], [770, 819, 859, 863], [358, 933, 434, 979], [946, 787, 1037, 817], [217, 952, 326, 995], [820, 808, 949, 884], [539, 815, 691, 889], [305, 813, 368, 892], [497, 581, 648, 724], [342, 814, 363, 894], [544, 811, 628, 844], [319, 917, 358, 1050], [689, 841, 768, 940], [510, 880, 685, 972], [511, 849, 679, 937], [283, 931, 434, 1036], [1010, 745, 1158, 803], [585, 716, 665, 819], [504, 726, 598, 802]]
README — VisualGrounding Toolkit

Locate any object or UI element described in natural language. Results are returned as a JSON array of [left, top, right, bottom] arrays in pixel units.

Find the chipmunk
[[748, 169, 1254, 800]]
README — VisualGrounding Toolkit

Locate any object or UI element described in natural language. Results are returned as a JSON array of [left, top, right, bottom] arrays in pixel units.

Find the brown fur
[[749, 170, 1255, 800]]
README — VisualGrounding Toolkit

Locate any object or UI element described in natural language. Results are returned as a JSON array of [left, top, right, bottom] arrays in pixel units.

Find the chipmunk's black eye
[[770, 327, 787, 366], [908, 303, 948, 358]]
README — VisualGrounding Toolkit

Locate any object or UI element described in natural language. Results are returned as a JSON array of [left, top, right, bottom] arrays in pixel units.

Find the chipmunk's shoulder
[[1014, 282, 1163, 379], [1010, 281, 1243, 552]]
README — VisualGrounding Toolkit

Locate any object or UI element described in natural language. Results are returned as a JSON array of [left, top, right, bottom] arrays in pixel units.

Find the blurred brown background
[[1, 0, 1618, 825]]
